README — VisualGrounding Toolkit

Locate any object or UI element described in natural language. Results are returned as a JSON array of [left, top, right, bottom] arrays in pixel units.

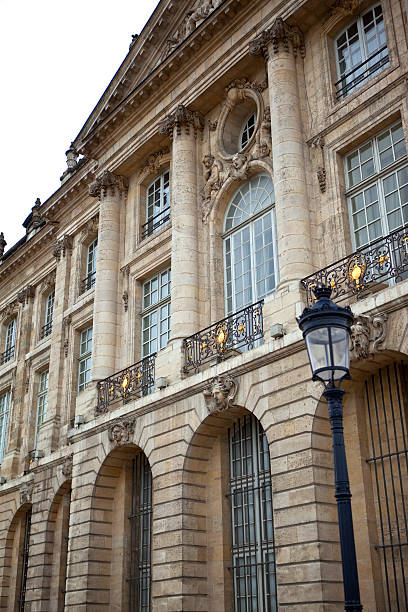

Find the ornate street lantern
[[297, 286, 363, 612], [297, 285, 353, 385]]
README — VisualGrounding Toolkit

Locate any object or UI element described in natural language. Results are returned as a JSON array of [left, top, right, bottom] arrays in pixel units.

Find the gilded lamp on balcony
[[297, 286, 354, 385]]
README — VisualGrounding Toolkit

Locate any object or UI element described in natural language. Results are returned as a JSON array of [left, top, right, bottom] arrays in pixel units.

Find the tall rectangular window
[[141, 269, 171, 357], [345, 122, 407, 249], [34, 371, 48, 448], [0, 391, 10, 463], [78, 326, 93, 391], [335, 4, 389, 99], [142, 171, 170, 239], [41, 291, 54, 338], [2, 318, 16, 364], [82, 239, 97, 293]]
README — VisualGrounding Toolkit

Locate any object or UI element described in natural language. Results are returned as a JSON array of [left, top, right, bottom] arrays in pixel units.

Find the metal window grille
[[228, 415, 277, 612], [129, 454, 152, 611], [0, 391, 10, 463], [18, 509, 32, 612], [365, 363, 408, 611]]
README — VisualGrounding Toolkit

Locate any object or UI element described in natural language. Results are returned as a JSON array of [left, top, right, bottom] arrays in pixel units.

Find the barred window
[[335, 4, 389, 99], [144, 170, 170, 238], [345, 122, 407, 249], [129, 454, 152, 611], [0, 391, 10, 463], [141, 269, 171, 357], [2, 318, 16, 365], [34, 371, 48, 448], [228, 415, 277, 611], [224, 174, 277, 315], [78, 326, 93, 391]]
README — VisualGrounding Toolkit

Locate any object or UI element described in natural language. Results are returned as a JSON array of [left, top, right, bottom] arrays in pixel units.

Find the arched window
[[224, 174, 277, 315], [229, 414, 277, 611]]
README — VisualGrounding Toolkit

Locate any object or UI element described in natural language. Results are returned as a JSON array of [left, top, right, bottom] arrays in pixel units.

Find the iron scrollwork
[[301, 224, 408, 307], [183, 300, 264, 373], [96, 354, 156, 414]]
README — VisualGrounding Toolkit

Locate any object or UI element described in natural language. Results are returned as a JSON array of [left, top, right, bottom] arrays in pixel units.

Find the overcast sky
[[0, 0, 159, 250]]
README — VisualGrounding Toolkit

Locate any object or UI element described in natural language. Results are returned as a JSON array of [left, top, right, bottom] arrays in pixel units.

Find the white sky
[[0, 0, 159, 250]]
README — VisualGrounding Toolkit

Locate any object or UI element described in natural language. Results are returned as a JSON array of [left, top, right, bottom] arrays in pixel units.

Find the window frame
[[2, 318, 17, 365], [344, 121, 408, 250], [34, 370, 48, 448], [81, 239, 97, 293], [78, 326, 93, 392], [143, 170, 170, 239], [334, 3, 389, 100], [240, 111, 257, 150], [0, 390, 10, 464], [141, 268, 171, 358], [41, 290, 55, 338], [222, 174, 278, 316]]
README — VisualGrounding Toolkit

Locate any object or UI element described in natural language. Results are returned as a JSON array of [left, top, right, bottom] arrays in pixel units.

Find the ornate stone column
[[158, 104, 204, 341], [89, 171, 128, 381], [250, 18, 313, 287]]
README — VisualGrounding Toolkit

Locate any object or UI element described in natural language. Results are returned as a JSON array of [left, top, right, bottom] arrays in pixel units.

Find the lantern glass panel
[[330, 326, 350, 377], [305, 326, 350, 381], [305, 327, 331, 380]]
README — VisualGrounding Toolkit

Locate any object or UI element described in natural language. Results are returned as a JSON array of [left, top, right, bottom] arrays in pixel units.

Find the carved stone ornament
[[60, 142, 79, 182], [108, 419, 135, 446], [122, 291, 129, 312], [63, 339, 69, 358], [317, 167, 327, 193], [139, 147, 169, 177], [0, 301, 17, 322], [249, 17, 305, 59], [158, 104, 204, 139], [53, 235, 72, 262], [17, 285, 35, 305], [203, 375, 239, 414], [20, 480, 34, 505], [225, 77, 267, 95], [330, 0, 361, 17], [252, 106, 272, 160], [88, 170, 129, 200], [0, 232, 7, 258], [228, 152, 252, 181], [80, 215, 99, 240], [40, 270, 56, 293], [162, 0, 223, 59], [201, 154, 226, 219], [61, 454, 73, 478], [350, 313, 388, 360], [31, 198, 44, 230]]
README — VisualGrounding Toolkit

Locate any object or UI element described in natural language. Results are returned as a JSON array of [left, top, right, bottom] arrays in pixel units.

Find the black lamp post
[[297, 286, 363, 612]]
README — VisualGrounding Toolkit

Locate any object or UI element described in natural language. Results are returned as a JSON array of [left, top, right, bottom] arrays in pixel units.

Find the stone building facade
[[0, 0, 408, 609]]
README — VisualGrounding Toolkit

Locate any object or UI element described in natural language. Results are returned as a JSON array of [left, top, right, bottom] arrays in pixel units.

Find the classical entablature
[[73, 0, 251, 157]]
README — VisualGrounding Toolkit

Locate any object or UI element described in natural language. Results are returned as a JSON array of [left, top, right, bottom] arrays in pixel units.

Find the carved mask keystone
[[203, 375, 238, 414], [108, 419, 136, 446], [20, 480, 34, 505], [350, 313, 388, 360]]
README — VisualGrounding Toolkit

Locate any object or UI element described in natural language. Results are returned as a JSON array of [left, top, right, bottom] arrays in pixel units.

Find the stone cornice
[[88, 170, 128, 200], [249, 17, 305, 59], [158, 104, 204, 139]]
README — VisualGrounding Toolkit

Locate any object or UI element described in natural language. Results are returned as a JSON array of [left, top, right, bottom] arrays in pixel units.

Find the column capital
[[88, 170, 128, 200], [158, 104, 204, 139], [249, 18, 305, 59]]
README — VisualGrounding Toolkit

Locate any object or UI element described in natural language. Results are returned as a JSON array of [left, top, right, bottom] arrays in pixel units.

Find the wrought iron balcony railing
[[81, 271, 96, 294], [40, 321, 53, 339], [141, 207, 170, 240], [96, 354, 156, 414], [301, 224, 408, 307], [183, 300, 264, 373], [1, 345, 15, 365], [335, 45, 389, 99]]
